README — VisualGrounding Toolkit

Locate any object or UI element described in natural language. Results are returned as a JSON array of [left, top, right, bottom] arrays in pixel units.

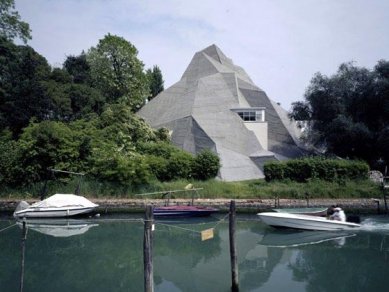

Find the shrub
[[136, 142, 179, 159], [89, 148, 151, 186], [264, 162, 285, 181], [144, 155, 169, 181], [192, 150, 220, 180], [264, 157, 369, 182], [165, 151, 194, 181]]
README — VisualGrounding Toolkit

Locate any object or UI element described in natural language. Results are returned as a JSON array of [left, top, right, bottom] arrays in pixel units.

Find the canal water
[[1, 214, 389, 292]]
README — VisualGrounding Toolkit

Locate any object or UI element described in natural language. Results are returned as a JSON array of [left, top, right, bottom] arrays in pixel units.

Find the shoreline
[[0, 197, 384, 214]]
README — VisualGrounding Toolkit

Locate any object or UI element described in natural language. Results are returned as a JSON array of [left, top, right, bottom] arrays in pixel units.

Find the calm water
[[1, 214, 389, 292]]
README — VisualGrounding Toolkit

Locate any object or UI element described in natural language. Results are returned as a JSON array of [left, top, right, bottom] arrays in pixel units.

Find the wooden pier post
[[143, 205, 154, 292], [20, 220, 27, 292], [229, 200, 239, 291], [274, 196, 280, 208], [305, 193, 310, 207]]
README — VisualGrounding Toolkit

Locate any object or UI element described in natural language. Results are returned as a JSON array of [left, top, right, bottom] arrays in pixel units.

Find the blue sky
[[15, 0, 389, 109]]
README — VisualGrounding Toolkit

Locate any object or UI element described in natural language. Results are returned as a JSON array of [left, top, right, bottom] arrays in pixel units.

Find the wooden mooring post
[[20, 220, 27, 292], [143, 205, 154, 292], [305, 193, 310, 208], [274, 196, 280, 208], [229, 200, 239, 291]]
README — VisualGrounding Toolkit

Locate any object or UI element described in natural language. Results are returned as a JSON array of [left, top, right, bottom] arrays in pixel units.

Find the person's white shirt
[[330, 208, 346, 222]]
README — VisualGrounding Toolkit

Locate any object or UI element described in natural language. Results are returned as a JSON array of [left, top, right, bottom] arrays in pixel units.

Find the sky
[[15, 0, 389, 110]]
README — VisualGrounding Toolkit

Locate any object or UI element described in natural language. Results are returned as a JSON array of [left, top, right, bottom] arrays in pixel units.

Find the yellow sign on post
[[201, 228, 214, 241]]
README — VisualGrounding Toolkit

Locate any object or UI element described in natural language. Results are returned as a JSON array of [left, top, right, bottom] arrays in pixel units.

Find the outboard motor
[[347, 215, 361, 224]]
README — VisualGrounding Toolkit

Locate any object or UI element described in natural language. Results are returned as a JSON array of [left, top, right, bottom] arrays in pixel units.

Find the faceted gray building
[[138, 44, 306, 181]]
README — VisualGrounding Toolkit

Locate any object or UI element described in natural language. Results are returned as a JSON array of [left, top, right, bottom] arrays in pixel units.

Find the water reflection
[[239, 217, 389, 292], [259, 230, 356, 248], [1, 215, 389, 292], [16, 219, 99, 238]]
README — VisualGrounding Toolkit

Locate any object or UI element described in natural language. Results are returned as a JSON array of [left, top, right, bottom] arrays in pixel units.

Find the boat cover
[[30, 194, 98, 208]]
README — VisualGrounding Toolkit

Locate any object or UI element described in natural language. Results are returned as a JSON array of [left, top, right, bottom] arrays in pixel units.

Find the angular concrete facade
[[138, 45, 306, 181]]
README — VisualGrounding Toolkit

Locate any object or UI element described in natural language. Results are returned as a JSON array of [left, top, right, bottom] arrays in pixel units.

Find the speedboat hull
[[14, 206, 96, 218], [273, 207, 327, 216], [258, 212, 361, 231], [153, 206, 218, 218]]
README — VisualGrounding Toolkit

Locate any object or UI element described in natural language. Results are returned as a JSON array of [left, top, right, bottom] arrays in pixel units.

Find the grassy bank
[[0, 178, 382, 200]]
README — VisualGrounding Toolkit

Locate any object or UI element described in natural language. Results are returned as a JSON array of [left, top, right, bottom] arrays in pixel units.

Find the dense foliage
[[0, 19, 220, 191], [0, 0, 31, 43], [87, 34, 149, 111], [264, 158, 369, 182], [290, 61, 389, 170], [191, 149, 220, 180]]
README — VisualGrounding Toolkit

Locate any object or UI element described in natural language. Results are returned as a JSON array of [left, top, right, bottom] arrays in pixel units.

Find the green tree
[[0, 0, 31, 43], [50, 67, 72, 84], [13, 120, 83, 185], [87, 34, 148, 111], [43, 80, 105, 121], [63, 52, 91, 84], [0, 38, 52, 136], [290, 61, 389, 168], [146, 65, 164, 100], [192, 149, 220, 180], [0, 129, 19, 185]]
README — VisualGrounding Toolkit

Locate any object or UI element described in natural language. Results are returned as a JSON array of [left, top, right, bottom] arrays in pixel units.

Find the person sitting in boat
[[326, 205, 336, 217], [330, 207, 346, 222]]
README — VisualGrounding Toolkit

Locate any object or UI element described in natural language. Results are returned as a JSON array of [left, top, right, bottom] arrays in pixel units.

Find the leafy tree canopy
[[0, 37, 52, 136], [87, 34, 149, 111], [0, 0, 31, 43], [63, 52, 91, 84], [290, 61, 389, 168]]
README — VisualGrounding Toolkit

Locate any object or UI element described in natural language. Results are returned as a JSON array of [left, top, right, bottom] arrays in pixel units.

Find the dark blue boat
[[153, 205, 218, 217]]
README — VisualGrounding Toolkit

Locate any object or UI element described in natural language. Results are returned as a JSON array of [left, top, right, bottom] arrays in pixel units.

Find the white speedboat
[[257, 212, 361, 231], [13, 194, 98, 218]]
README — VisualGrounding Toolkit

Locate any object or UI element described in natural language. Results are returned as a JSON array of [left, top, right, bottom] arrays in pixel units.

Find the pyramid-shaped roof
[[138, 44, 305, 181]]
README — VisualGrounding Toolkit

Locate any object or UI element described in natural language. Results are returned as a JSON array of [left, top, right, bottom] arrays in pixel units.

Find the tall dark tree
[[0, 0, 31, 43], [43, 79, 105, 121], [146, 65, 164, 100], [0, 37, 52, 136], [290, 61, 389, 168], [63, 53, 91, 84]]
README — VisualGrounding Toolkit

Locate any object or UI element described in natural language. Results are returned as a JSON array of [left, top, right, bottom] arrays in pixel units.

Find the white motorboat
[[257, 212, 361, 231], [13, 194, 98, 218]]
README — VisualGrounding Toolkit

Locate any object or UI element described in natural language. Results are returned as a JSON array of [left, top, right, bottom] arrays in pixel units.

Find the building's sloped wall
[[163, 117, 215, 155], [138, 79, 192, 127], [217, 147, 265, 180], [193, 73, 265, 156]]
